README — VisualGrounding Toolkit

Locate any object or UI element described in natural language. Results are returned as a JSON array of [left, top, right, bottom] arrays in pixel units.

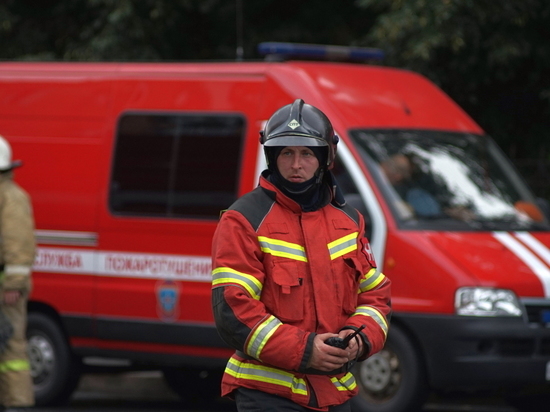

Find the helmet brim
[[263, 134, 328, 148]]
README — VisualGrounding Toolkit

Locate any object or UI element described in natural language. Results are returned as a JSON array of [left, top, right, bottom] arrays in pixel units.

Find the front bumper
[[399, 312, 550, 390]]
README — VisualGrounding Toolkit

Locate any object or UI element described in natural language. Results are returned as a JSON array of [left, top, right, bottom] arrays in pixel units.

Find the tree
[[356, 0, 550, 161], [2, 0, 549, 196], [0, 0, 376, 61], [0, 0, 238, 61]]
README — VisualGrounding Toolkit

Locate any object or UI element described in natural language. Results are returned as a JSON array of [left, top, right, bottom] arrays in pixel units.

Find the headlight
[[455, 287, 523, 317]]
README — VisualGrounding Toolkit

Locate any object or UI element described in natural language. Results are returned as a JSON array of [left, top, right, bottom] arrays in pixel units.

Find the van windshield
[[349, 129, 549, 231]]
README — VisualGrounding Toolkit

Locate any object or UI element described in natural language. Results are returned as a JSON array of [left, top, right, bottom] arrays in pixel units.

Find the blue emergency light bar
[[258, 42, 384, 62]]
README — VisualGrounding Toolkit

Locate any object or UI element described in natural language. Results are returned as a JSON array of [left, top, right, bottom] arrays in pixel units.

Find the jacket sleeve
[[0, 185, 36, 292], [211, 209, 312, 372], [343, 212, 391, 360]]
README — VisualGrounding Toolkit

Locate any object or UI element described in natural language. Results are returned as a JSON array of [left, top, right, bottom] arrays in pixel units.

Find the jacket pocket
[[264, 260, 304, 322], [335, 257, 361, 315]]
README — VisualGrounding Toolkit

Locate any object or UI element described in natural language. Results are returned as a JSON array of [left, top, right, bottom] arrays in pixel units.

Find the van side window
[[332, 156, 373, 240], [110, 112, 245, 219]]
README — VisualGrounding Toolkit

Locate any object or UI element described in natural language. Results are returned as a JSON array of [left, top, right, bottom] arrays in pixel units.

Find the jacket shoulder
[[226, 187, 276, 231], [332, 202, 360, 227], [0, 179, 30, 204]]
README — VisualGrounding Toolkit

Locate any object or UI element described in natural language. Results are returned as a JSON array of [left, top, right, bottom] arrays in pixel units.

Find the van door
[[95, 71, 264, 362]]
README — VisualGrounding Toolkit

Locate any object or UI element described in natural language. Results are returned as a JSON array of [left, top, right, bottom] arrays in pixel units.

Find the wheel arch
[[26, 301, 82, 406], [27, 301, 67, 334], [385, 316, 429, 380], [351, 315, 431, 412]]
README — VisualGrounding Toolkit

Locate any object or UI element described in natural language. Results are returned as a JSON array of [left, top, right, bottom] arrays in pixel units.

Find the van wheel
[[163, 367, 223, 404], [351, 326, 428, 412], [27, 312, 82, 406]]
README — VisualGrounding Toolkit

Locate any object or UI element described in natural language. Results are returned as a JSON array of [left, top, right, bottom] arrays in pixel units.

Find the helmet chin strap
[[272, 169, 317, 194], [314, 167, 325, 185], [276, 169, 328, 201], [268, 166, 330, 212]]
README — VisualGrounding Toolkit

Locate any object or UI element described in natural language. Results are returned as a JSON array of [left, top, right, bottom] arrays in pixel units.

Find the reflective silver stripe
[[4, 264, 32, 276], [331, 372, 357, 391], [212, 267, 262, 300], [328, 232, 358, 260], [359, 268, 385, 292], [226, 357, 308, 395], [515, 232, 550, 266], [258, 236, 307, 262], [353, 305, 388, 337], [35, 230, 98, 247], [247, 316, 282, 360]]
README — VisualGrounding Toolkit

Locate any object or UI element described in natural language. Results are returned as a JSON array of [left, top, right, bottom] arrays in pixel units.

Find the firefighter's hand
[[307, 332, 351, 371], [339, 329, 364, 359], [3, 290, 22, 305]]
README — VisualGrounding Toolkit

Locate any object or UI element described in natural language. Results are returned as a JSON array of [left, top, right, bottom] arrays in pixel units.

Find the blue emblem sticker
[[156, 280, 180, 321]]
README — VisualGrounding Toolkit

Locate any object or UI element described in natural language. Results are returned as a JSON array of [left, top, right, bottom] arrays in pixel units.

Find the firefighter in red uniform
[[211, 99, 391, 411]]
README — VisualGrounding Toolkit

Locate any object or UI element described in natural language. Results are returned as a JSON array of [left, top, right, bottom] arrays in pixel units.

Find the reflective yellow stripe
[[212, 267, 262, 300], [358, 268, 386, 293], [0, 359, 30, 373], [258, 236, 308, 262], [328, 232, 358, 260], [330, 372, 357, 391], [353, 305, 388, 337], [226, 357, 308, 395], [247, 316, 282, 360]]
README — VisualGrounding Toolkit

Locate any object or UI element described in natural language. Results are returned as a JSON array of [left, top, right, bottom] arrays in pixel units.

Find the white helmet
[[0, 135, 22, 171]]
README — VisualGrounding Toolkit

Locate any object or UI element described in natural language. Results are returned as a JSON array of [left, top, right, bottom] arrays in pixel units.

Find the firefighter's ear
[[259, 130, 265, 144]]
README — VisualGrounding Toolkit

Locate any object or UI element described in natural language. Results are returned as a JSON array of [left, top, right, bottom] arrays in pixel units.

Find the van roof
[[0, 60, 483, 134]]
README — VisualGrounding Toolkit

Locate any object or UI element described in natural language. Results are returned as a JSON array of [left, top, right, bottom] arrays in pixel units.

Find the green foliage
[[356, 0, 550, 161], [0, 0, 239, 61], [0, 0, 375, 61], [1, 0, 549, 196]]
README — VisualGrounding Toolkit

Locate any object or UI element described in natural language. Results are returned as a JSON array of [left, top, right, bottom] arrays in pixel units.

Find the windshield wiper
[[468, 217, 550, 231]]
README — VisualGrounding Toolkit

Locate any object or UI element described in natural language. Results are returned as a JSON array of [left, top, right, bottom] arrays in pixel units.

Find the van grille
[[499, 339, 534, 356], [523, 299, 550, 325], [542, 339, 550, 356]]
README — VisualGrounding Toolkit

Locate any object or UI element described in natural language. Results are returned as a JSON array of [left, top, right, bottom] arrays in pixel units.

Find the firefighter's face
[[277, 146, 319, 183]]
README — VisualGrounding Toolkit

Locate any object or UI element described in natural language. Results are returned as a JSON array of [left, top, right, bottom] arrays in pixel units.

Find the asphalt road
[[29, 370, 517, 412], [31, 370, 235, 412]]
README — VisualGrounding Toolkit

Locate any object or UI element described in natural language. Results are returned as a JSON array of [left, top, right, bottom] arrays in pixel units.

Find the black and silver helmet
[[260, 99, 338, 171]]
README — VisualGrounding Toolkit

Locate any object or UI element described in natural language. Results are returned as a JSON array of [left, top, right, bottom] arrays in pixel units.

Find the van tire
[[163, 367, 224, 404], [26, 312, 82, 406], [351, 325, 428, 412]]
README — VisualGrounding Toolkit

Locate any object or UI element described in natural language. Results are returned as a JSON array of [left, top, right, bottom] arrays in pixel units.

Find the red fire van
[[1, 44, 549, 412]]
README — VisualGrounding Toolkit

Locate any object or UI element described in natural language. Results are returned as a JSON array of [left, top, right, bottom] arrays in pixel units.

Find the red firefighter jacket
[[211, 172, 391, 410]]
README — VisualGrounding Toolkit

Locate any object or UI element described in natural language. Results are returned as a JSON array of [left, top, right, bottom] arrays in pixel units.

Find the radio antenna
[[236, 0, 244, 61]]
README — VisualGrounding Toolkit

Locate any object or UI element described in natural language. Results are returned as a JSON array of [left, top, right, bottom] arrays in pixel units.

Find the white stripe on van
[[493, 232, 550, 297], [33, 247, 212, 282], [514, 232, 550, 267]]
